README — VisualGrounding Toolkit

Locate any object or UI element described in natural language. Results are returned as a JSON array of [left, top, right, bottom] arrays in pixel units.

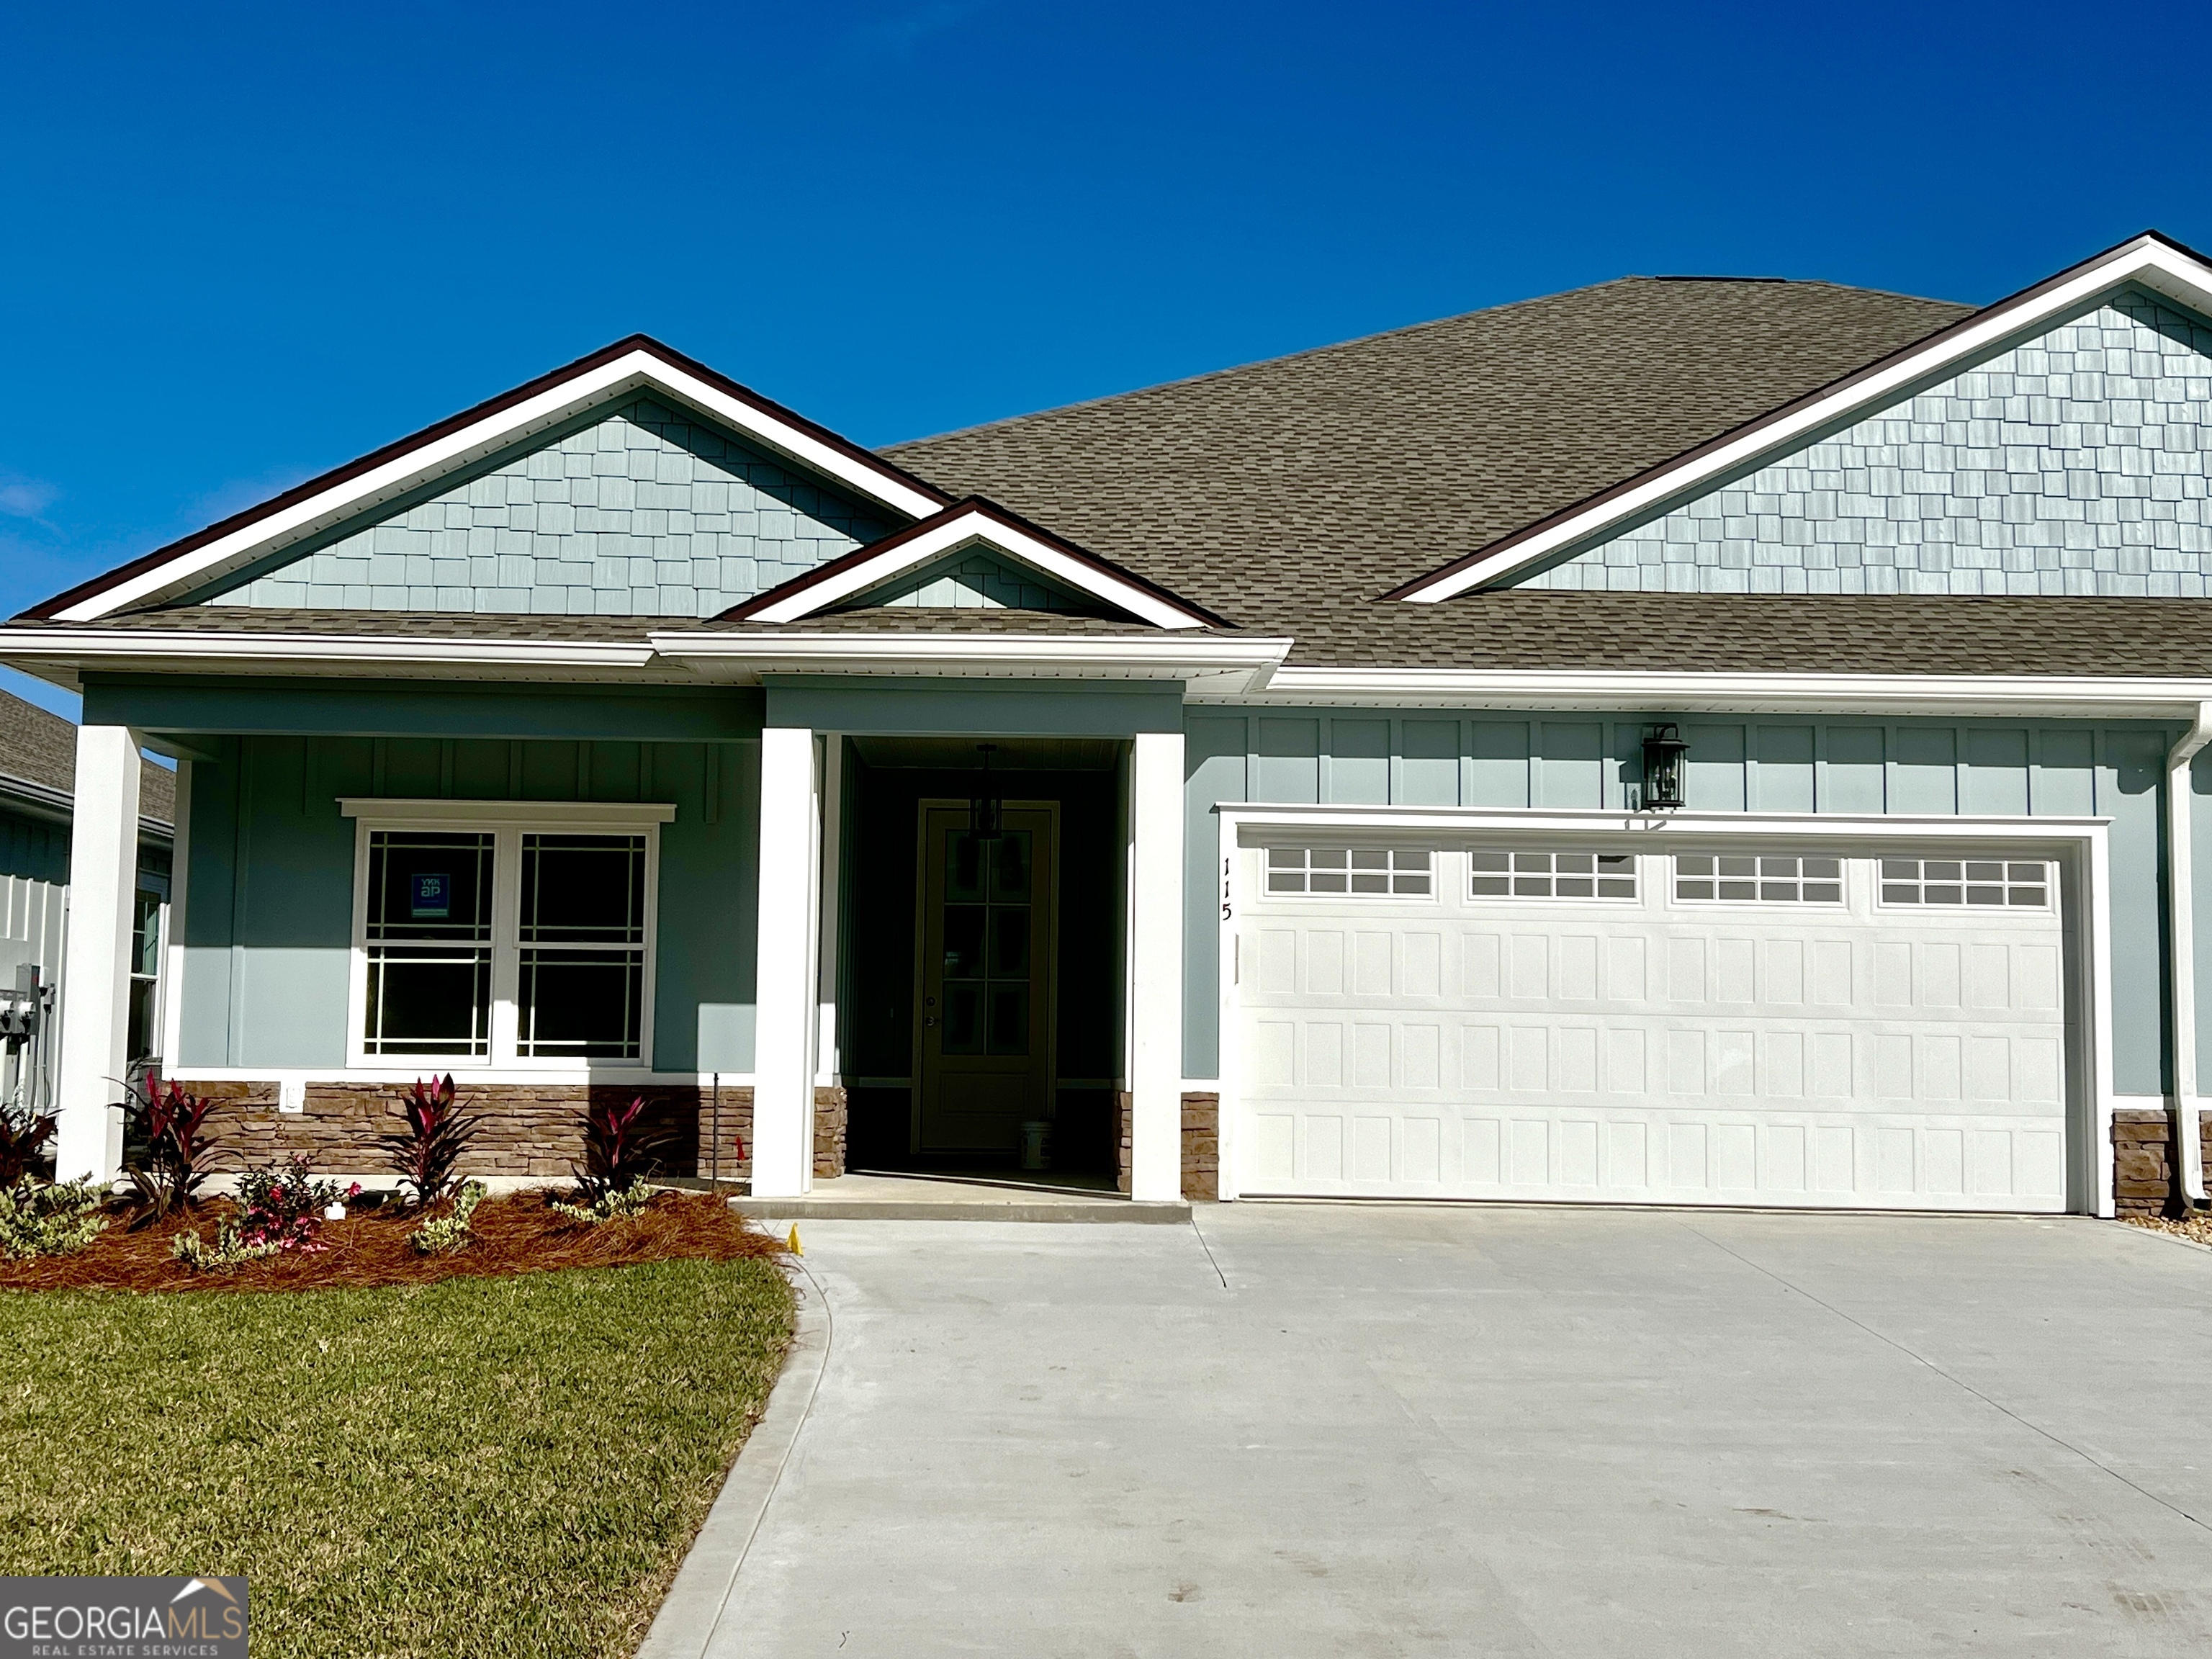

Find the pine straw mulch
[[0, 1189, 785, 1295], [2124, 1213, 2212, 1250]]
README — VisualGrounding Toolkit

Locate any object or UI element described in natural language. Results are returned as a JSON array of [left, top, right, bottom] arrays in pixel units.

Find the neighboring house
[[12, 230, 2212, 1216], [0, 689, 174, 1118]]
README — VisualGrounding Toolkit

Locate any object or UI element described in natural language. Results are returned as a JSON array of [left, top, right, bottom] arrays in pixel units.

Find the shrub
[[122, 1074, 226, 1224], [0, 1109, 57, 1189], [171, 1216, 282, 1273], [572, 1095, 675, 1203], [380, 1076, 480, 1207], [0, 1179, 107, 1258], [233, 1155, 355, 1254], [409, 1180, 485, 1255], [551, 1177, 654, 1226]]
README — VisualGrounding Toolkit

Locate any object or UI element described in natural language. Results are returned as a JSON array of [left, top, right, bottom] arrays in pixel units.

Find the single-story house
[[13, 230, 2212, 1216], [0, 690, 173, 1116]]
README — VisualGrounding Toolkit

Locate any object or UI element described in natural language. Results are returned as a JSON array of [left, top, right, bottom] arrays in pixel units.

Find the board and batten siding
[[175, 733, 761, 1074], [1183, 711, 2182, 1095]]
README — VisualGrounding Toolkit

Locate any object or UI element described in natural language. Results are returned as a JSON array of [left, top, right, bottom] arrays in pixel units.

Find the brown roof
[[883, 276, 1972, 619], [0, 689, 175, 826]]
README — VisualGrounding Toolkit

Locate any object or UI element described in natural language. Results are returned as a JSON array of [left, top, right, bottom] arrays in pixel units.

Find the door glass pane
[[945, 832, 984, 902], [988, 984, 1030, 1055], [988, 907, 1030, 978], [943, 907, 985, 977], [942, 984, 983, 1054], [990, 831, 1033, 901]]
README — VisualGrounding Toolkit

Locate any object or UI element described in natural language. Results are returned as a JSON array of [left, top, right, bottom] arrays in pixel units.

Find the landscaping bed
[[2126, 1213, 2212, 1249], [1, 1254, 795, 1659], [0, 1185, 781, 1293]]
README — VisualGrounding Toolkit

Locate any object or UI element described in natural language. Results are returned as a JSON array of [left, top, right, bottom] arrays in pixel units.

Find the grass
[[0, 1256, 795, 1658]]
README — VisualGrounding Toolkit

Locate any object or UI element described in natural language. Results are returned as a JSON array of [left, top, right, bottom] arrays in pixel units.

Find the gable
[[1505, 288, 2212, 597], [201, 396, 898, 618], [840, 545, 1113, 616]]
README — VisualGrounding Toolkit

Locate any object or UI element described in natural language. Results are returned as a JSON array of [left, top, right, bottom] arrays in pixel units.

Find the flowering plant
[[122, 1073, 227, 1224], [380, 1075, 480, 1207], [233, 1155, 352, 1254]]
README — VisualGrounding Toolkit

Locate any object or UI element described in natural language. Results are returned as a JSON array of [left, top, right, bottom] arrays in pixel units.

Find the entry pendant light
[[970, 743, 1003, 842], [1641, 723, 1690, 811]]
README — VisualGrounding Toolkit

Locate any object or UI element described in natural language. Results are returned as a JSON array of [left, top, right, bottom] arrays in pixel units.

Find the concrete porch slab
[[729, 1171, 1191, 1223]]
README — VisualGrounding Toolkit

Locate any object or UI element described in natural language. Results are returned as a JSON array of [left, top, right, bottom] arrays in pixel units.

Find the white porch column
[[751, 726, 821, 1198], [55, 724, 143, 1184], [1128, 729, 1185, 1202]]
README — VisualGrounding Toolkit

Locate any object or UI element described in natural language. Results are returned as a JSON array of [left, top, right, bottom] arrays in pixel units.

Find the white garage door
[[1235, 839, 2074, 1212]]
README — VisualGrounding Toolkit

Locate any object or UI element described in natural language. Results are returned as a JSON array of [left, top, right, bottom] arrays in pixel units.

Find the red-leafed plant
[[122, 1073, 225, 1224], [572, 1094, 675, 1202], [380, 1075, 480, 1208], [0, 1108, 57, 1190]]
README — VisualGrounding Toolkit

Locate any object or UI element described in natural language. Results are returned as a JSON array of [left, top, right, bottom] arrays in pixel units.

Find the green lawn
[[0, 1258, 794, 1658]]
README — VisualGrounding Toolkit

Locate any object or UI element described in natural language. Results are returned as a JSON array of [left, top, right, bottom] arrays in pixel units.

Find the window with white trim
[[1674, 853, 1842, 904], [353, 812, 660, 1066], [1470, 850, 1637, 900], [1265, 847, 1433, 896], [1879, 857, 2050, 909]]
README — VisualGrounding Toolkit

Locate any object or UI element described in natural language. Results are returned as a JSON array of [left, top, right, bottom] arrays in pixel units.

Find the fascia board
[[56, 351, 945, 622], [1220, 803, 2110, 837], [1398, 238, 2212, 602], [746, 513, 1208, 630], [653, 631, 1292, 685], [0, 627, 659, 674], [1234, 666, 2212, 719]]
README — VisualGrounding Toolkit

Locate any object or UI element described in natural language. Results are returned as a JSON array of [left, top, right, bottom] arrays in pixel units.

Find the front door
[[916, 804, 1056, 1154]]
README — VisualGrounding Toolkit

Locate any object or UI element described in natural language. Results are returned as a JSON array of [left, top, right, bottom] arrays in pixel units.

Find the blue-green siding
[[201, 397, 895, 618], [1183, 709, 2177, 1093], [177, 733, 760, 1071]]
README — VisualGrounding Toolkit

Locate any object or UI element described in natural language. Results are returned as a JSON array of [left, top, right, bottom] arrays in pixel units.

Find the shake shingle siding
[[1519, 290, 2212, 595]]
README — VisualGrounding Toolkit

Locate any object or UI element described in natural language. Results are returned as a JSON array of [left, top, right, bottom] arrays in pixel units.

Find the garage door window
[[1674, 853, 1842, 904], [1470, 850, 1636, 899], [1265, 847, 1432, 896], [1879, 857, 2050, 909]]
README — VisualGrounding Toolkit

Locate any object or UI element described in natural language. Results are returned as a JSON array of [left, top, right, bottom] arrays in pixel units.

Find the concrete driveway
[[701, 1205, 2212, 1658]]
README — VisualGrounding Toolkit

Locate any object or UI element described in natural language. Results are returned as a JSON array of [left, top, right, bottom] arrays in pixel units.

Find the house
[[10, 230, 2212, 1216], [0, 690, 174, 1118]]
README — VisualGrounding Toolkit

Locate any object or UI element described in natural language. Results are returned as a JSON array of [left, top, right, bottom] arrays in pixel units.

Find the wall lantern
[[1641, 723, 1690, 810], [970, 743, 1003, 842]]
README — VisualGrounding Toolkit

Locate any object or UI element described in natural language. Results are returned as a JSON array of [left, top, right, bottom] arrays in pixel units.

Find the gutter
[[2167, 704, 2212, 1208]]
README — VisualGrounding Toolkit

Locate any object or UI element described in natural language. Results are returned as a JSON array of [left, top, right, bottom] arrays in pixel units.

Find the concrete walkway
[[677, 1205, 2212, 1658]]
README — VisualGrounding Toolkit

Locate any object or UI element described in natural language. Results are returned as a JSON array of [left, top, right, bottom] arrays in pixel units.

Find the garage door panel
[[1238, 841, 2074, 1213]]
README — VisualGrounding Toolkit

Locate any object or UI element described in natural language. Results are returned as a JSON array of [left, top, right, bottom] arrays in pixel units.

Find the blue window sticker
[[411, 873, 451, 919]]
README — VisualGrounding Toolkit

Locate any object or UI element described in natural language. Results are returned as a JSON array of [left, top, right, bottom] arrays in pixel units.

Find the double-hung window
[[348, 802, 667, 1068]]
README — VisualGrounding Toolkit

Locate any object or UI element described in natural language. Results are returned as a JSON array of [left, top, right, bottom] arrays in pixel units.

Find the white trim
[[1128, 729, 1185, 1202], [338, 798, 675, 824], [657, 631, 1291, 693], [1212, 804, 2118, 1218], [743, 508, 1210, 630], [2165, 706, 2212, 1205], [158, 757, 192, 1070], [342, 809, 663, 1071], [54, 349, 945, 621], [168, 1066, 754, 1087], [1397, 235, 2212, 600], [751, 727, 822, 1197], [1226, 667, 2212, 719]]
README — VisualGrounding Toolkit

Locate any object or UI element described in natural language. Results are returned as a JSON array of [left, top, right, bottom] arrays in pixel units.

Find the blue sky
[[3, 0, 2208, 718]]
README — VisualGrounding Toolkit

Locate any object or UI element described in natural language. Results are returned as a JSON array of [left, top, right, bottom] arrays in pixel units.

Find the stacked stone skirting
[[1114, 1092, 1220, 1201], [197, 1081, 850, 1184], [2110, 1109, 2212, 1217]]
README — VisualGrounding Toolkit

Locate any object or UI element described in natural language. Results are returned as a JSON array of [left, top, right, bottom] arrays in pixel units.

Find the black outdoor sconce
[[1641, 723, 1690, 810], [970, 743, 1003, 842]]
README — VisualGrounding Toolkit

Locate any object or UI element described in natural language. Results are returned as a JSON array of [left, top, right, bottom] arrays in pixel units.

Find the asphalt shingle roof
[[882, 276, 1974, 618], [0, 689, 174, 824]]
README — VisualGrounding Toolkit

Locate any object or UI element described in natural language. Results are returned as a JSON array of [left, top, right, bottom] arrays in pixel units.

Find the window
[[364, 831, 495, 1057], [1265, 847, 1432, 896], [1675, 853, 1842, 904], [351, 809, 662, 1066], [126, 890, 163, 1065], [1879, 857, 2050, 909], [1470, 850, 1636, 900]]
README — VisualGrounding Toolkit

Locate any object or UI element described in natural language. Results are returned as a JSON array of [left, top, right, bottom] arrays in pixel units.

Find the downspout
[[2164, 704, 2212, 1208]]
